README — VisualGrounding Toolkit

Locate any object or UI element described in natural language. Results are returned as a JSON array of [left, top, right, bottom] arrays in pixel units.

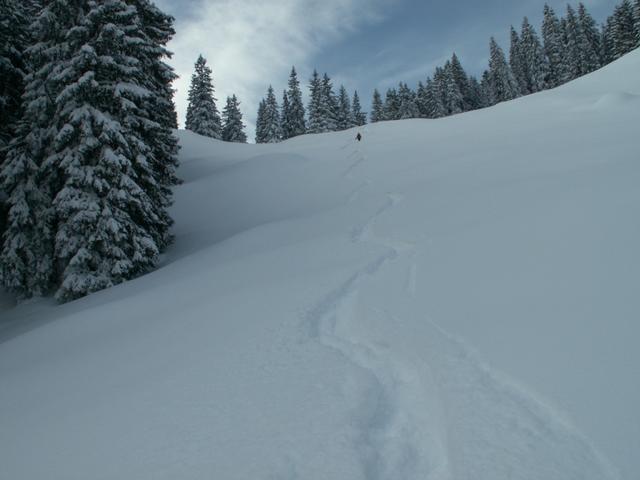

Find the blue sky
[[155, 0, 618, 138]]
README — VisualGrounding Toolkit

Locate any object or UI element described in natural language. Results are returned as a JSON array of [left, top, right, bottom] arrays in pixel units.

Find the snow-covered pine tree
[[480, 70, 495, 106], [397, 82, 419, 119], [320, 73, 338, 132], [634, 0, 640, 46], [132, 0, 179, 130], [0, 0, 29, 152], [577, 3, 602, 74], [564, 5, 585, 80], [255, 99, 266, 143], [427, 73, 447, 117], [0, 131, 54, 297], [285, 67, 306, 138], [510, 26, 529, 94], [2, 0, 179, 301], [449, 53, 474, 110], [129, 0, 180, 251], [336, 85, 353, 130], [307, 70, 324, 134], [602, 15, 616, 65], [468, 76, 487, 109], [519, 17, 550, 94], [383, 88, 400, 120], [280, 90, 291, 139], [185, 55, 222, 139], [443, 62, 464, 114], [0, 0, 66, 297], [609, 0, 637, 59], [370, 89, 384, 122], [0, 0, 28, 240], [542, 4, 567, 87], [488, 37, 520, 103], [58, 0, 184, 300], [262, 85, 281, 143], [416, 81, 428, 117], [351, 91, 367, 126], [222, 95, 247, 143]]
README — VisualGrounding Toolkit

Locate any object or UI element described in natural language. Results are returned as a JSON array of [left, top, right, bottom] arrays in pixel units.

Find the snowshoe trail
[[306, 143, 451, 479], [304, 140, 619, 480]]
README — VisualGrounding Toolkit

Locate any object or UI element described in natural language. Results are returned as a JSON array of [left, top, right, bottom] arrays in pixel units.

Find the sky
[[154, 0, 619, 140]]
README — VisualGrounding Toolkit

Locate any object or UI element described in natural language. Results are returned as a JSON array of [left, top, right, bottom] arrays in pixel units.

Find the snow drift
[[1, 50, 639, 480]]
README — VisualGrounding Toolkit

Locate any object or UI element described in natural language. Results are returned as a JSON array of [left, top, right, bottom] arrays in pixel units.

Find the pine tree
[[0, 0, 30, 243], [416, 81, 428, 117], [519, 17, 550, 93], [564, 5, 584, 81], [370, 89, 384, 123], [222, 95, 247, 143], [510, 26, 528, 94], [384, 88, 401, 120], [129, 0, 180, 251], [261, 85, 281, 143], [542, 4, 567, 87], [397, 82, 419, 119], [488, 37, 520, 103], [255, 99, 266, 143], [351, 91, 367, 126], [336, 85, 353, 130], [285, 67, 306, 138], [307, 70, 324, 134], [132, 0, 179, 130], [480, 70, 494, 106], [0, 0, 179, 301], [0, 0, 29, 151], [320, 73, 338, 132], [443, 63, 464, 114], [0, 0, 58, 297], [449, 53, 473, 110], [634, 0, 640, 46], [280, 90, 292, 139], [185, 55, 222, 139], [427, 72, 447, 117], [468, 76, 487, 109], [577, 3, 602, 73], [602, 15, 616, 64], [609, 0, 637, 59]]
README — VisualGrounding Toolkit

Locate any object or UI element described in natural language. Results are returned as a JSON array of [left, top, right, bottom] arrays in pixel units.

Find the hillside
[[1, 50, 639, 480]]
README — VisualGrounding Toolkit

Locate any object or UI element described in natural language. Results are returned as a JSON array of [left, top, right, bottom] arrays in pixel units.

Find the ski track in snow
[[307, 144, 450, 479], [303, 141, 620, 480]]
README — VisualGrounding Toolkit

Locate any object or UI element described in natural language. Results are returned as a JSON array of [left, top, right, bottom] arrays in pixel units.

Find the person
[[356, 132, 362, 142]]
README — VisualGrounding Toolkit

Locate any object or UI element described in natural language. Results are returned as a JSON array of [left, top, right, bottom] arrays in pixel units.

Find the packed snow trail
[[0, 51, 638, 480], [308, 141, 449, 479], [305, 140, 619, 480]]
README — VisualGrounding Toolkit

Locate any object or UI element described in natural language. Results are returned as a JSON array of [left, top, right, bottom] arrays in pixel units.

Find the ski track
[[303, 141, 619, 480], [306, 144, 450, 479]]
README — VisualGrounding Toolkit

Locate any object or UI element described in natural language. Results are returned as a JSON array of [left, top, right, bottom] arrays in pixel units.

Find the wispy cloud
[[156, 0, 394, 139]]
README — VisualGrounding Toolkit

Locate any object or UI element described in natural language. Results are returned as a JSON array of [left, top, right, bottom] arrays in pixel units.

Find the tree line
[[184, 0, 640, 143], [371, 1, 640, 121]]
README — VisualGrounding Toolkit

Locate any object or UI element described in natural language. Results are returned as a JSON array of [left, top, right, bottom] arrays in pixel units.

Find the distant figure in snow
[[356, 132, 362, 142]]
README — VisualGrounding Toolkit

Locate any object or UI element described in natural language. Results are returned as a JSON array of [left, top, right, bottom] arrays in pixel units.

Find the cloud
[[156, 0, 393, 140]]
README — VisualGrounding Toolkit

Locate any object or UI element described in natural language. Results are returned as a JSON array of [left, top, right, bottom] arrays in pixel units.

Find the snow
[[1, 49, 639, 479]]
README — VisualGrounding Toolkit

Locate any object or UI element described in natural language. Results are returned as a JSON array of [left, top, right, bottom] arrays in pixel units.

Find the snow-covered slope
[[1, 50, 639, 480]]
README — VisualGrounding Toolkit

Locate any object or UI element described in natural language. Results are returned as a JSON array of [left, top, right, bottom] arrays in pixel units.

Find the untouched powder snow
[[1, 50, 639, 480]]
